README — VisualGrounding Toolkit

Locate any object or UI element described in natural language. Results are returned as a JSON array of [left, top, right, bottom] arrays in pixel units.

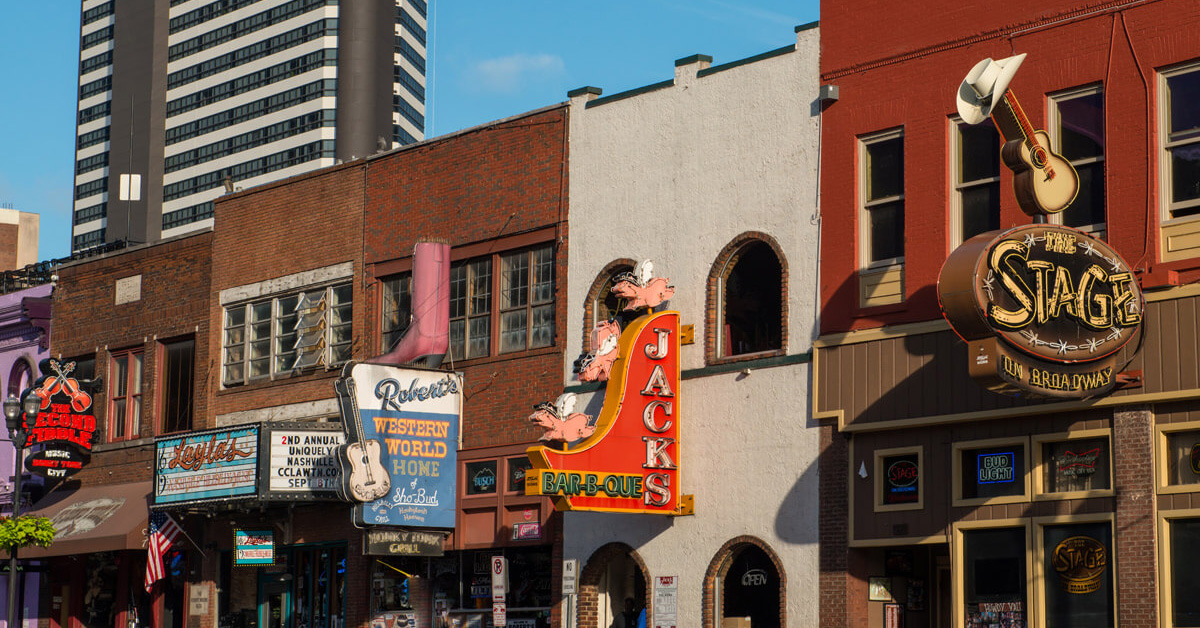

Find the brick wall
[[51, 231, 213, 486], [363, 105, 570, 449], [819, 423, 849, 628], [209, 162, 366, 422], [1113, 406, 1157, 628]]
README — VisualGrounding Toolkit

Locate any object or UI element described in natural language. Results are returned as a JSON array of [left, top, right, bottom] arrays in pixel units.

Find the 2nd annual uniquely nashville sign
[[939, 224, 1143, 399]]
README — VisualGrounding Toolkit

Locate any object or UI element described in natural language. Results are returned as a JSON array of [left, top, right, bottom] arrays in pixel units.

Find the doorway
[[259, 577, 292, 628]]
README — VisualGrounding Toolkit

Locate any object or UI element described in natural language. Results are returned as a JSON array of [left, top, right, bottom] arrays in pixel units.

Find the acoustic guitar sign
[[334, 363, 462, 528], [939, 224, 1142, 398]]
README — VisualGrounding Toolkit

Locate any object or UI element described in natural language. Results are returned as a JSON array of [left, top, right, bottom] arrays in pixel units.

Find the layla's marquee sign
[[939, 224, 1142, 398], [526, 310, 689, 515]]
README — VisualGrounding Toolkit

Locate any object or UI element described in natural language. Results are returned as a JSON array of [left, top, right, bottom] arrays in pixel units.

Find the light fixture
[[22, 394, 39, 425], [3, 395, 20, 437]]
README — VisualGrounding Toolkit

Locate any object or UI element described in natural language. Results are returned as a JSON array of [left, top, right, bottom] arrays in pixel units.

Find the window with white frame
[[107, 348, 143, 442], [1051, 86, 1106, 231], [953, 117, 1001, 245], [1163, 63, 1200, 219], [222, 282, 352, 386], [860, 130, 905, 266]]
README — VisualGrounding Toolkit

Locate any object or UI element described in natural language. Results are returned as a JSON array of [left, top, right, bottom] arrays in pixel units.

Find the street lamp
[[4, 392, 40, 628]]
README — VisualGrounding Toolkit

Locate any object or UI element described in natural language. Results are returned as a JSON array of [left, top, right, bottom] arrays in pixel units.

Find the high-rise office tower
[[71, 0, 428, 252]]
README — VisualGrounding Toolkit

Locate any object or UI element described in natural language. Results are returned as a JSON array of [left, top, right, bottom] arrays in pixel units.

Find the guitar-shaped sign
[[957, 53, 1079, 217], [334, 371, 391, 502]]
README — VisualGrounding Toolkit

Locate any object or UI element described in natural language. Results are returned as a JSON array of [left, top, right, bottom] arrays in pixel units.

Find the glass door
[[259, 578, 292, 628]]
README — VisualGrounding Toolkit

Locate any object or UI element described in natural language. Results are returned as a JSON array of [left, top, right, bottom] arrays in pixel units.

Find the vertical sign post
[[562, 559, 579, 628], [492, 556, 508, 627]]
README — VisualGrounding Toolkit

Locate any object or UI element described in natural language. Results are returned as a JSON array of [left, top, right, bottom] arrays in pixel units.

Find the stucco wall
[[563, 26, 820, 627], [0, 283, 53, 511]]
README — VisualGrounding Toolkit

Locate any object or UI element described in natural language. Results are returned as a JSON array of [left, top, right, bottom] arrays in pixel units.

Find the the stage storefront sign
[[939, 224, 1142, 399], [526, 310, 689, 515]]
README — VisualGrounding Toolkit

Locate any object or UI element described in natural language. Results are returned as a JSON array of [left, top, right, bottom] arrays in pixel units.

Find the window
[[874, 446, 923, 511], [860, 130, 905, 266], [465, 461, 497, 496], [952, 438, 1029, 506], [499, 246, 555, 354], [1039, 521, 1114, 628], [1051, 87, 1106, 231], [383, 244, 555, 363], [1163, 63, 1200, 219], [714, 240, 783, 358], [107, 349, 143, 441], [707, 540, 782, 628], [506, 457, 532, 493], [961, 526, 1028, 627], [159, 338, 194, 434], [1161, 512, 1200, 627], [1033, 431, 1112, 498], [7, 359, 32, 399], [222, 283, 352, 387], [953, 118, 1001, 245], [587, 263, 634, 336], [381, 274, 412, 353]]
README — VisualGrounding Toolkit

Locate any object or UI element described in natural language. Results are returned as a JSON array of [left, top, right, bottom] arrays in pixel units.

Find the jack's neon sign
[[526, 310, 688, 515]]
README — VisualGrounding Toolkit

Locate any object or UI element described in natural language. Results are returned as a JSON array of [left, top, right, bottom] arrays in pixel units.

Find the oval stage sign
[[939, 224, 1142, 398]]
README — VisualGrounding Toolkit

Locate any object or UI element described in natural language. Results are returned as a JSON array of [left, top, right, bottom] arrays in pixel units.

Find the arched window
[[8, 358, 33, 398], [579, 543, 649, 628], [705, 538, 786, 628], [708, 234, 786, 361], [581, 259, 637, 348]]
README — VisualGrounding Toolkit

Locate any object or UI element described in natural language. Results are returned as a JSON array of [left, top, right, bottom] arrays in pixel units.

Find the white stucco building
[[560, 23, 821, 628]]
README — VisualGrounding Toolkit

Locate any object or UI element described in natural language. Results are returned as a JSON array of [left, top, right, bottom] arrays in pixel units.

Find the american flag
[[145, 511, 182, 592]]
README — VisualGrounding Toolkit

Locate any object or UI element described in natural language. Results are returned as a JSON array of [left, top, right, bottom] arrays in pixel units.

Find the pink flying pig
[[612, 260, 675, 311], [576, 319, 621, 382], [528, 393, 596, 443]]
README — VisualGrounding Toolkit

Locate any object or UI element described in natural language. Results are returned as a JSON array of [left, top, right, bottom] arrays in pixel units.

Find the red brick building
[[814, 1, 1200, 627], [134, 104, 571, 628], [29, 232, 212, 627]]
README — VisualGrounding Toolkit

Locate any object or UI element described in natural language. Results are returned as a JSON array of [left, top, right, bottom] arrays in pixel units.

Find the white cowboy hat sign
[[956, 53, 1026, 125]]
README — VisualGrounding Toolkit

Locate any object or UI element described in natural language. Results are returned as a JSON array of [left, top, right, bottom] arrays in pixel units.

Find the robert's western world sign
[[939, 224, 1142, 399], [526, 310, 687, 515]]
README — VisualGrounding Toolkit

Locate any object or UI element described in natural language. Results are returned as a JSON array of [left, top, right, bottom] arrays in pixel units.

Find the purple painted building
[[0, 283, 51, 628]]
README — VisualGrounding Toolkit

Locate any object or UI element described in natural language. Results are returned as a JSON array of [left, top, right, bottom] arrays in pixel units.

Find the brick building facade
[[814, 1, 1200, 627]]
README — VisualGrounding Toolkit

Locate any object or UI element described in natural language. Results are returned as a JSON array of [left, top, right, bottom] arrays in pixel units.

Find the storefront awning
[[20, 481, 151, 558]]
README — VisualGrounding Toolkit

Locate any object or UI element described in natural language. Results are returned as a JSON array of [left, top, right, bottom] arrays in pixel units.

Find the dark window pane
[[381, 274, 412, 352], [1168, 70, 1200, 139], [961, 445, 1024, 500], [1172, 518, 1200, 626], [1058, 92, 1105, 160], [962, 182, 1001, 241], [722, 545, 781, 628], [1171, 145, 1200, 206], [465, 461, 497, 495], [867, 137, 904, 201], [959, 121, 1000, 183], [723, 242, 782, 356], [1042, 437, 1110, 493], [1043, 522, 1113, 628], [870, 201, 905, 262], [964, 528, 1026, 626], [881, 453, 920, 505], [1062, 162, 1106, 228], [161, 338, 195, 434], [507, 457, 532, 493]]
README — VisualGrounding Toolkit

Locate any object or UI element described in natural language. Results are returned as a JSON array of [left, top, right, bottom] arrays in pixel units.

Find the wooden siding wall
[[852, 412, 1113, 542], [817, 292, 1200, 429]]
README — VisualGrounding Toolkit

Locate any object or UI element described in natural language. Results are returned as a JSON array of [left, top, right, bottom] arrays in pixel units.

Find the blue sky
[[0, 1, 817, 262]]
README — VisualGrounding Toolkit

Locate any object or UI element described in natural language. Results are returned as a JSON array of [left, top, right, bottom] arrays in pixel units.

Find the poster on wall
[[155, 426, 259, 504], [261, 423, 343, 499], [334, 363, 463, 528], [653, 576, 677, 628]]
